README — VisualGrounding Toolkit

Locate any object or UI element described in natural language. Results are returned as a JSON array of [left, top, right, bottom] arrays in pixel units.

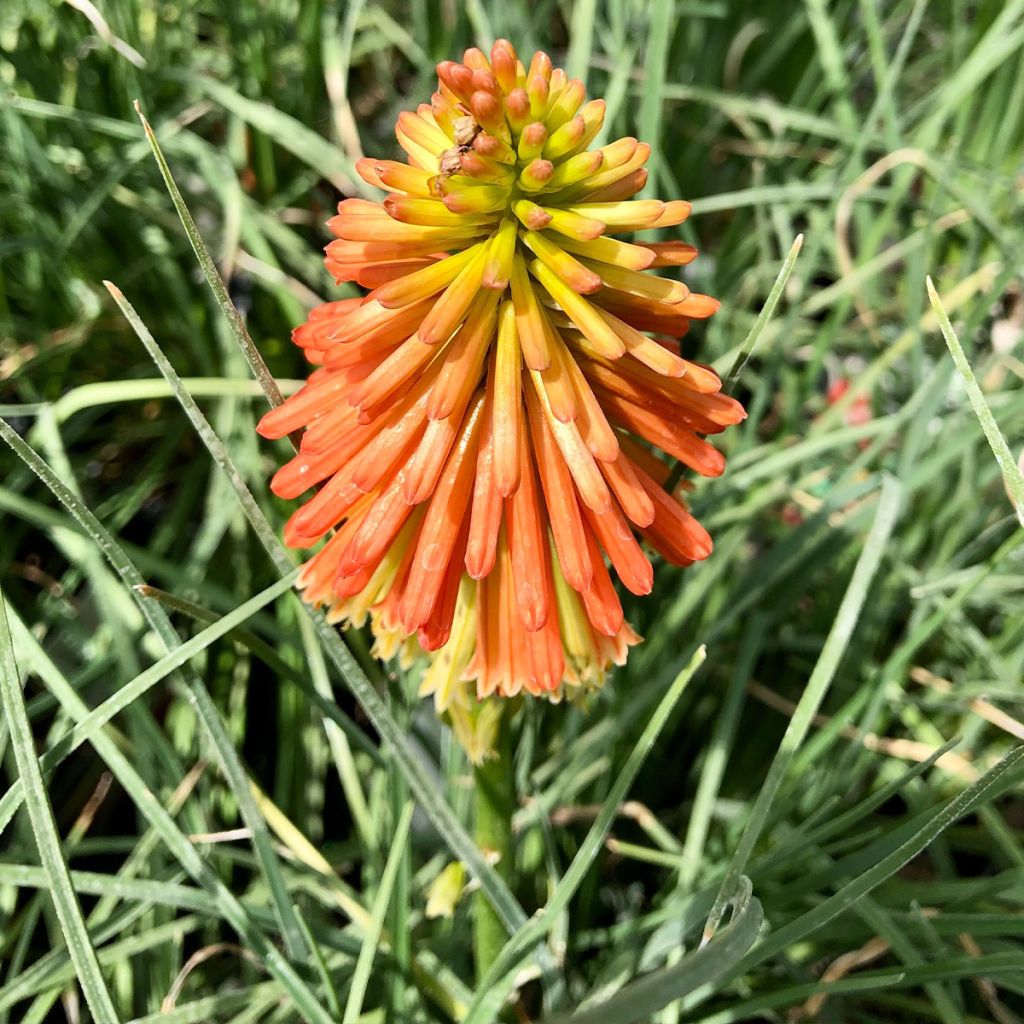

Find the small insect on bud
[[453, 116, 480, 147]]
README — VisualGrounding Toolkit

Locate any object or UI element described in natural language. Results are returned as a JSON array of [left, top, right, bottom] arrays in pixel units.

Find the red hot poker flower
[[258, 41, 745, 711]]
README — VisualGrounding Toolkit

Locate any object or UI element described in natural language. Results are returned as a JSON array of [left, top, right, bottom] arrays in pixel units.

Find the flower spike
[[258, 42, 746, 714]]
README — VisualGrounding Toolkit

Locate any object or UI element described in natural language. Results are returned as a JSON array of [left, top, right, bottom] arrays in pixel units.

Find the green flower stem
[[473, 707, 515, 981]]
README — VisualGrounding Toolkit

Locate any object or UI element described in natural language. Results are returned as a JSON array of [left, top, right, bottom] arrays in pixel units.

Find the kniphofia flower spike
[[258, 41, 745, 718]]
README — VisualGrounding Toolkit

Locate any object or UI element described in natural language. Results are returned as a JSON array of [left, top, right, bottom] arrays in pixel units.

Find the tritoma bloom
[[258, 41, 745, 719]]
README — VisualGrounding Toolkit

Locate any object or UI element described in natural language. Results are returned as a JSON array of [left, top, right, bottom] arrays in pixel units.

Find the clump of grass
[[2, 2, 1024, 1022]]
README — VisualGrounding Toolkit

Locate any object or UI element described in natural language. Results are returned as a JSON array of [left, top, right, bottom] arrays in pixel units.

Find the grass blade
[[539, 881, 763, 1024], [136, 584, 378, 760], [702, 474, 902, 943], [343, 801, 415, 1024], [133, 104, 289, 419], [744, 746, 1024, 968], [926, 275, 1024, 526], [0, 590, 121, 1023], [638, 0, 672, 197], [724, 234, 804, 394], [566, 0, 599, 84]]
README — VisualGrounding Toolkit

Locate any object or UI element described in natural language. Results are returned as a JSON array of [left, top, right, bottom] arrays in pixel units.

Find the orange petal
[[587, 260, 688, 304], [542, 114, 585, 161], [505, 422, 551, 632], [527, 369, 610, 513], [348, 334, 437, 412], [257, 373, 349, 438], [540, 207, 606, 240], [510, 253, 551, 370], [528, 258, 625, 359], [511, 198, 552, 231], [428, 290, 500, 419], [399, 397, 483, 630], [397, 109, 452, 154], [560, 346, 619, 461], [384, 195, 496, 227], [538, 332, 578, 424], [631, 458, 714, 564], [374, 160, 434, 196], [521, 231, 602, 294], [551, 232, 655, 271], [583, 502, 653, 597], [417, 520, 471, 651], [466, 388, 504, 579], [371, 245, 482, 308], [338, 473, 417, 576], [567, 199, 664, 229], [598, 390, 726, 477], [492, 302, 522, 497], [481, 217, 518, 290], [418, 246, 488, 344], [579, 524, 624, 636], [517, 122, 548, 162], [647, 241, 699, 267], [645, 199, 691, 229], [525, 384, 592, 592], [600, 453, 655, 528], [544, 149, 604, 190]]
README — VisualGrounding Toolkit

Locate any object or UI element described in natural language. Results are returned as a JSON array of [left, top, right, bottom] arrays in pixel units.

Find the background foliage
[[2, 0, 1024, 1021]]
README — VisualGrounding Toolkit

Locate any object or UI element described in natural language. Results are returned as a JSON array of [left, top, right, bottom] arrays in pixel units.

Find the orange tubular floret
[[505, 423, 552, 631], [584, 501, 653, 597], [466, 388, 504, 579], [599, 452, 655, 527], [418, 516, 471, 651], [257, 40, 743, 706], [579, 525, 625, 637], [525, 385, 593, 593], [399, 398, 483, 631], [418, 247, 488, 344], [428, 291, 500, 419], [529, 369, 611, 514], [510, 253, 551, 370], [492, 303, 522, 496]]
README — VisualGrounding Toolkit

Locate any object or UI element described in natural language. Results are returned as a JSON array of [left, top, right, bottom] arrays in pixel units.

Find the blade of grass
[[133, 104, 291, 427], [678, 618, 764, 892], [665, 234, 802, 491], [724, 234, 803, 394], [0, 590, 121, 1024], [926, 276, 1024, 526], [673, 749, 1024, 1018], [294, 910, 344, 1022], [540, 881, 763, 1024], [746, 745, 1024, 966], [343, 801, 415, 1024], [702, 473, 902, 943], [566, 0, 599, 84], [638, 0, 672, 198]]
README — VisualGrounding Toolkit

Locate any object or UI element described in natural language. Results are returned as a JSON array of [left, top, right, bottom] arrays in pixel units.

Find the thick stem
[[472, 708, 514, 981]]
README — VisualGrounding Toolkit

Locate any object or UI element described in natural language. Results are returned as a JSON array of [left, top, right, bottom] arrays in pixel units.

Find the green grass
[[2, 1, 1024, 1022]]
